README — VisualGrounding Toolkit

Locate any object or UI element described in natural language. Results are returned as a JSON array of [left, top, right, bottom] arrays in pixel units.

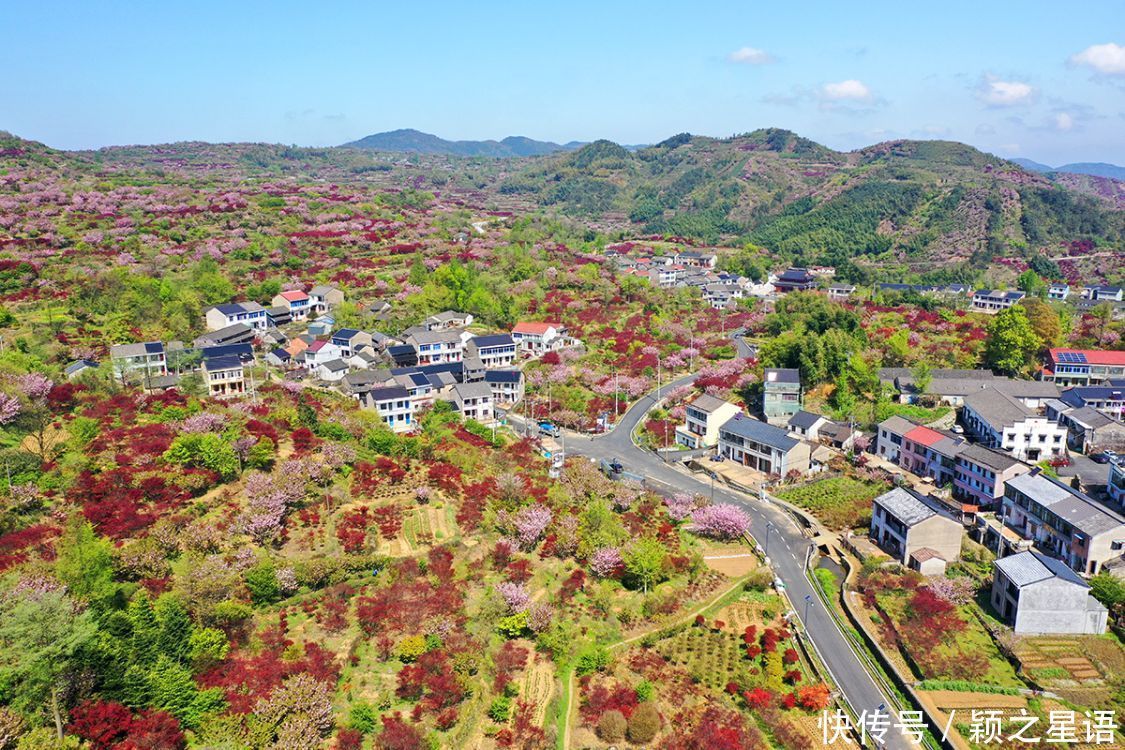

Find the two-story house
[[870, 487, 963, 575], [1081, 285, 1124, 303], [330, 329, 373, 358], [309, 284, 344, 314], [772, 268, 817, 293], [450, 381, 494, 423], [1058, 384, 1125, 420], [406, 330, 463, 365], [875, 415, 917, 463], [1109, 462, 1125, 510], [511, 322, 568, 354], [1047, 283, 1070, 301], [205, 302, 268, 331], [991, 551, 1107, 635], [304, 340, 343, 372], [110, 341, 167, 382], [484, 369, 525, 406], [423, 311, 473, 331], [361, 386, 414, 433], [1043, 348, 1125, 387], [971, 289, 1026, 313], [962, 387, 1067, 462], [270, 290, 313, 321], [202, 354, 245, 397], [716, 413, 811, 477], [674, 395, 742, 450], [464, 334, 517, 369]]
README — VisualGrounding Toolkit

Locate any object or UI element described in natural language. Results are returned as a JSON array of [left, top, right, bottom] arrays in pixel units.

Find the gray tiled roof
[[719, 413, 798, 451], [956, 443, 1024, 472], [964, 387, 1034, 429], [1007, 472, 1125, 537], [788, 410, 825, 430], [878, 415, 918, 436], [873, 487, 936, 526], [689, 394, 734, 414], [453, 381, 492, 401], [764, 368, 800, 384], [995, 550, 1088, 588]]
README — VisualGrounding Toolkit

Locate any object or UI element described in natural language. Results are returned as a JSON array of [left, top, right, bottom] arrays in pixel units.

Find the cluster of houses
[[673, 369, 855, 480], [969, 285, 1125, 315], [866, 356, 1125, 636], [101, 283, 584, 432]]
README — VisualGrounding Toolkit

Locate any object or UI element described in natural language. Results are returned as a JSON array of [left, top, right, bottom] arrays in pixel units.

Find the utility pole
[[613, 369, 619, 422], [804, 594, 813, 624]]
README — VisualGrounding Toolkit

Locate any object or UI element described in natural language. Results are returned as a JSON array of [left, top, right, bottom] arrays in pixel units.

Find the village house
[[787, 410, 829, 441], [1046, 400, 1125, 455], [1042, 348, 1125, 387], [952, 443, 1030, 515], [827, 284, 856, 301], [675, 250, 718, 268], [1048, 283, 1071, 301], [265, 348, 292, 368], [360, 386, 414, 433], [1081, 285, 1124, 303], [991, 551, 1108, 635], [315, 359, 349, 382], [346, 349, 381, 371], [330, 329, 373, 358], [879, 367, 1059, 407], [962, 386, 1067, 462], [1110, 463, 1125, 509], [65, 359, 99, 379], [304, 340, 343, 372], [423, 310, 473, 331], [971, 289, 1025, 313], [511, 322, 568, 355], [1058, 383, 1125, 420], [875, 415, 918, 464], [702, 282, 743, 310], [464, 334, 517, 369], [368, 299, 392, 321], [406, 329, 463, 365], [484, 369, 524, 406], [995, 470, 1125, 576], [202, 354, 245, 398], [674, 394, 742, 450], [309, 284, 344, 314], [194, 323, 255, 349], [869, 487, 963, 575], [716, 413, 811, 477], [450, 381, 494, 423], [772, 267, 817, 293], [271, 290, 313, 321], [110, 341, 167, 381], [205, 302, 268, 331], [386, 344, 419, 368], [763, 368, 802, 424], [266, 305, 292, 327]]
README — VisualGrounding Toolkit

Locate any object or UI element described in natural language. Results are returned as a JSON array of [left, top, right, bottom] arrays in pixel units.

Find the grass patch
[[917, 680, 1021, 695], [777, 476, 890, 530]]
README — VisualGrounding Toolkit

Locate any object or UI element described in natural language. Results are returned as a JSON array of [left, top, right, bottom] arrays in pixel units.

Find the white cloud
[[820, 79, 873, 102], [976, 75, 1035, 107], [1054, 112, 1074, 131], [1069, 43, 1125, 75], [728, 46, 773, 65]]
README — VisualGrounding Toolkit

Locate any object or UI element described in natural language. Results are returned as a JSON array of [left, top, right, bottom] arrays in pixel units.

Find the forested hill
[[497, 130, 1125, 277]]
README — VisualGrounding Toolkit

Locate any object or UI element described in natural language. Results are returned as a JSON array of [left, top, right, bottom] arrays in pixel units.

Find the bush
[[349, 702, 378, 733], [915, 680, 1020, 695], [488, 696, 512, 722], [627, 702, 661, 744], [244, 562, 280, 605], [575, 644, 610, 676], [635, 679, 653, 702], [395, 635, 428, 663], [597, 710, 627, 742]]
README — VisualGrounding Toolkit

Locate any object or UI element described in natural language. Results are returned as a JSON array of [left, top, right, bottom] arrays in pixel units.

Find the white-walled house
[[511, 322, 567, 354], [991, 551, 1107, 635], [674, 394, 741, 449], [361, 386, 414, 433], [271, 290, 313, 321], [450, 381, 494, 422], [869, 487, 963, 575], [310, 284, 344, 313], [406, 330, 463, 365], [205, 302, 268, 331], [962, 387, 1067, 461], [304, 340, 343, 372]]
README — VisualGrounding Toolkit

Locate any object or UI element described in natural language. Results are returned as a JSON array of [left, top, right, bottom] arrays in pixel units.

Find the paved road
[[516, 377, 913, 749]]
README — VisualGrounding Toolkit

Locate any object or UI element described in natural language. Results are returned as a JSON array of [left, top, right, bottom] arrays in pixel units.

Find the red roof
[[1048, 348, 1125, 367], [307, 340, 327, 353], [904, 425, 945, 447], [280, 290, 309, 302], [513, 322, 558, 335]]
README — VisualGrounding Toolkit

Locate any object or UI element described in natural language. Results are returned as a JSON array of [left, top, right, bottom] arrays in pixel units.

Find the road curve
[[529, 377, 912, 750]]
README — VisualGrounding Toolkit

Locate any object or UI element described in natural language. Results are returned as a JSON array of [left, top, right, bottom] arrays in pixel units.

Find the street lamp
[[764, 522, 774, 556], [804, 594, 813, 623]]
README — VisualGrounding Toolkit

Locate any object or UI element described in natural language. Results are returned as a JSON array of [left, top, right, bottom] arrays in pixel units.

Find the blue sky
[[3, 1, 1124, 164]]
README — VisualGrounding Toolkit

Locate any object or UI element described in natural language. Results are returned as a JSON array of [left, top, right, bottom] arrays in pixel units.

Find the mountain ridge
[[340, 128, 582, 157], [1014, 157, 1125, 181]]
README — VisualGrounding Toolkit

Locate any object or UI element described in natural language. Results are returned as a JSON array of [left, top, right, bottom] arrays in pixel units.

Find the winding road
[[512, 375, 913, 749]]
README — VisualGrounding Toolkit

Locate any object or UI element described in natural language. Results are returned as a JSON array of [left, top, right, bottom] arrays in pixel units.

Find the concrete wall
[[1013, 578, 1100, 635], [906, 516, 963, 563]]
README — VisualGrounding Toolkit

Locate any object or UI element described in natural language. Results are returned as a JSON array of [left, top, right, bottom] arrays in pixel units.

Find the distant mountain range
[[1012, 158, 1125, 181], [340, 128, 585, 158]]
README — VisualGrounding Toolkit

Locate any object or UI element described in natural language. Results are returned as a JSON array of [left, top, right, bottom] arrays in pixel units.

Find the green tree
[[127, 594, 161, 665], [1016, 270, 1046, 298], [163, 433, 239, 480], [1021, 298, 1062, 348], [624, 538, 668, 594], [155, 594, 193, 664], [188, 627, 230, 671], [54, 517, 116, 605], [245, 562, 280, 606], [0, 586, 96, 739], [984, 306, 1042, 376]]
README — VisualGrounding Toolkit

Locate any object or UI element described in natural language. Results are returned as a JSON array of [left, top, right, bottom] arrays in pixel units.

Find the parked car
[[709, 453, 725, 462], [1048, 456, 1071, 468], [951, 425, 965, 434], [1092, 453, 1112, 464]]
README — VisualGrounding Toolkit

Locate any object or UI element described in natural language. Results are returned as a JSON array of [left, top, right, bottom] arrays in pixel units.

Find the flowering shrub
[[689, 504, 751, 540]]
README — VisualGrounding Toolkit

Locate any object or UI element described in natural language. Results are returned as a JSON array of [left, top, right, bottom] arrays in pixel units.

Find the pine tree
[[154, 595, 193, 665], [127, 594, 160, 665]]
